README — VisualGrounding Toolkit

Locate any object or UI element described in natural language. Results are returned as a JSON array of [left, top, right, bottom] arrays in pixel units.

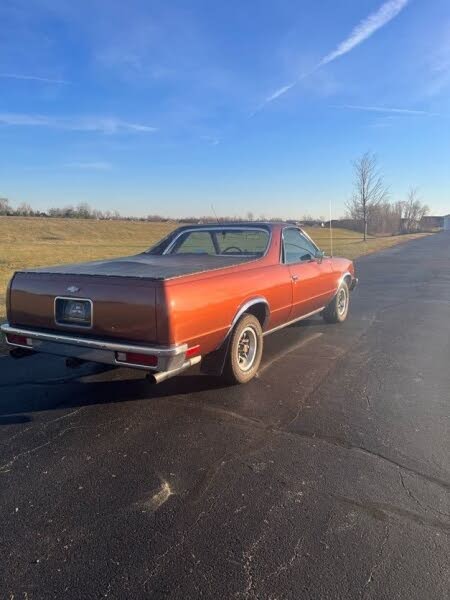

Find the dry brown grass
[[0, 216, 431, 350], [311, 228, 431, 259]]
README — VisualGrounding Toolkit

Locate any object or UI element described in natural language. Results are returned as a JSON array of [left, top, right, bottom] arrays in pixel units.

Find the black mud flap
[[200, 335, 232, 376]]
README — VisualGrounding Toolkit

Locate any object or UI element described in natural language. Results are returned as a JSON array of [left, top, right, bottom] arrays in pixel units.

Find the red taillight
[[186, 345, 201, 358], [115, 352, 158, 367], [6, 334, 32, 347]]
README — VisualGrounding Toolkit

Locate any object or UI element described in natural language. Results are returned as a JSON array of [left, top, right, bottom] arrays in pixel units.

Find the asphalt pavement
[[1, 233, 449, 599]]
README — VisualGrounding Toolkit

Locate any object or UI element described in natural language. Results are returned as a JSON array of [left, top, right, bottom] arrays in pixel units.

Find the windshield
[[149, 227, 270, 256]]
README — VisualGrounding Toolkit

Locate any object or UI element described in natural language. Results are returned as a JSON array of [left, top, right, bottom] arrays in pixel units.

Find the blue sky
[[0, 0, 449, 218]]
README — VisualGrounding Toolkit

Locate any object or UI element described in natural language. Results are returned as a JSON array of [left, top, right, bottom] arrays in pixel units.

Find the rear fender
[[200, 297, 269, 376]]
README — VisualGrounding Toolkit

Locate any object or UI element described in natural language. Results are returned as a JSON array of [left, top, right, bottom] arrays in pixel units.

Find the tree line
[[0, 198, 288, 224], [346, 152, 430, 239], [0, 198, 170, 222]]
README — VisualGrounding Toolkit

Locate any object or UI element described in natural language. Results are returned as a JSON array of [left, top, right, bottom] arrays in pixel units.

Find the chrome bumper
[[0, 323, 187, 372]]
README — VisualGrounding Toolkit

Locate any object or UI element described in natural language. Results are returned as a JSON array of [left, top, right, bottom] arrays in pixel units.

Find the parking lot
[[1, 233, 449, 599]]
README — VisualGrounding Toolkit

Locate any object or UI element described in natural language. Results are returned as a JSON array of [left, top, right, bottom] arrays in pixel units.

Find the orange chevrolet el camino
[[2, 223, 357, 384]]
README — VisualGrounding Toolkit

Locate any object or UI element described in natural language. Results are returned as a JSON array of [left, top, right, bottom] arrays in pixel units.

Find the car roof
[[174, 222, 286, 230]]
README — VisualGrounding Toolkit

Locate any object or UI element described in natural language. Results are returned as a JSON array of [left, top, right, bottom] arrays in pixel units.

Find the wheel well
[[201, 300, 269, 377], [344, 274, 352, 286], [244, 302, 269, 329]]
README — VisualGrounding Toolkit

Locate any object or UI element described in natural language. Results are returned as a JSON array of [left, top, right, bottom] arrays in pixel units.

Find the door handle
[[291, 275, 299, 282]]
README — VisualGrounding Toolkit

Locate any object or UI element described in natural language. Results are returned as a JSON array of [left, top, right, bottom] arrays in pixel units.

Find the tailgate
[[8, 272, 158, 343]]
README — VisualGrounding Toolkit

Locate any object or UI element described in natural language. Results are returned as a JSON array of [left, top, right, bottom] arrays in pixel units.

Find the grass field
[[0, 216, 431, 346]]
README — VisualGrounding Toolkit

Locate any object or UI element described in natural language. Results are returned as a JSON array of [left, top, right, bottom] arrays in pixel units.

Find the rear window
[[175, 232, 216, 254], [161, 228, 270, 256]]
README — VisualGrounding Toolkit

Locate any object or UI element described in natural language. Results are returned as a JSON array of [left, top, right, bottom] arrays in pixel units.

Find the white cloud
[[337, 104, 439, 116], [65, 161, 112, 171], [259, 0, 410, 110], [0, 73, 69, 84], [318, 0, 409, 67], [0, 113, 157, 134], [265, 83, 296, 103]]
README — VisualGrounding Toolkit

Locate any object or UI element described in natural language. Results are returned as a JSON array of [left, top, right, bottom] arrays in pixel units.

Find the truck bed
[[22, 253, 256, 280]]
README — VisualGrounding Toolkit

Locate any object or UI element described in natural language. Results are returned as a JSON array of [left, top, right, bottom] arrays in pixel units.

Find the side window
[[283, 229, 318, 264], [174, 232, 216, 254]]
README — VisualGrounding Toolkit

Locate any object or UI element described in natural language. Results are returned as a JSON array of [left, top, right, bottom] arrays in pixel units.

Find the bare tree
[[76, 202, 92, 219], [401, 188, 429, 233], [0, 197, 11, 215], [368, 200, 403, 235], [15, 202, 33, 216], [347, 152, 389, 240]]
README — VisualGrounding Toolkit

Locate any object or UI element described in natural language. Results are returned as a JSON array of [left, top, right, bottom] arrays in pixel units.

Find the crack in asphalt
[[0, 425, 83, 473], [262, 537, 303, 582], [163, 395, 450, 529], [155, 396, 450, 544], [399, 470, 425, 511], [332, 494, 450, 535], [278, 426, 450, 493], [142, 475, 241, 592], [361, 523, 390, 598], [0, 407, 85, 456], [399, 470, 450, 520], [0, 438, 52, 474], [162, 396, 450, 497], [236, 498, 284, 599]]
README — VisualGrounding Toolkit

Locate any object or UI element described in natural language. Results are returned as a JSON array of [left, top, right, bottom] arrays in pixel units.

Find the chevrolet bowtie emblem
[[67, 286, 80, 293]]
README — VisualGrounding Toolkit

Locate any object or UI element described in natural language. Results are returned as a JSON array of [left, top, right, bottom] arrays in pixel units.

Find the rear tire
[[223, 314, 263, 384], [322, 281, 350, 324]]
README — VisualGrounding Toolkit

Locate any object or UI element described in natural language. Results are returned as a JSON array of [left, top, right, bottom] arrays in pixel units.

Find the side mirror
[[315, 250, 325, 263]]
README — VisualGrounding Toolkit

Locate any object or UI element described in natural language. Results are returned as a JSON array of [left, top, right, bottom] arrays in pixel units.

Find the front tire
[[322, 281, 350, 324], [223, 314, 263, 384]]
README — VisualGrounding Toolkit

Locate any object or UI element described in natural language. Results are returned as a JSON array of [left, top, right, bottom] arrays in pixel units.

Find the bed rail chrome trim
[[263, 307, 324, 336], [0, 323, 187, 357]]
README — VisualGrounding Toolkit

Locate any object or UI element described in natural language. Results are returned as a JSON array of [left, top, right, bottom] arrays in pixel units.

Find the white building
[[444, 215, 450, 231]]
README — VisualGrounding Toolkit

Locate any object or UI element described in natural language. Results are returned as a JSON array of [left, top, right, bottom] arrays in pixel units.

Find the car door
[[282, 227, 334, 318]]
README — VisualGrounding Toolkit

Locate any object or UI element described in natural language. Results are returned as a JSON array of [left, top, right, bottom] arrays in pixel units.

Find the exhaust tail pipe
[[147, 356, 201, 384]]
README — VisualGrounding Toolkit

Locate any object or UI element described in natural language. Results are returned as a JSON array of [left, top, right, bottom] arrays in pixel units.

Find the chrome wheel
[[237, 326, 258, 372], [337, 287, 348, 316]]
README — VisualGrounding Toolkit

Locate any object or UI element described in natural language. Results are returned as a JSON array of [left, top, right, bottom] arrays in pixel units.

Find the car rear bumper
[[1, 323, 189, 372]]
